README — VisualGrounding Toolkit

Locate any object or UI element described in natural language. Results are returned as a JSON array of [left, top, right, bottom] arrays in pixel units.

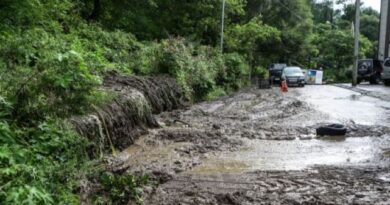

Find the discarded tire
[[316, 124, 347, 136]]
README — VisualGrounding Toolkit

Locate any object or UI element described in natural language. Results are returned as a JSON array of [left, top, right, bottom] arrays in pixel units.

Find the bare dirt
[[145, 166, 390, 205], [72, 71, 186, 155], [108, 86, 390, 204]]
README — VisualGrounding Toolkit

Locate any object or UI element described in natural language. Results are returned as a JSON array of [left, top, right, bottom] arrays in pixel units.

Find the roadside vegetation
[[0, 0, 380, 204]]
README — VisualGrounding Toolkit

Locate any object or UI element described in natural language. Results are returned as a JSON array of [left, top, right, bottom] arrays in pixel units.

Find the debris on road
[[316, 124, 348, 136]]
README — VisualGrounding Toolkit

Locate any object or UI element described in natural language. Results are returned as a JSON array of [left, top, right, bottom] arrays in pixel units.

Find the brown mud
[[145, 166, 390, 205], [72, 71, 186, 154], [106, 85, 390, 204]]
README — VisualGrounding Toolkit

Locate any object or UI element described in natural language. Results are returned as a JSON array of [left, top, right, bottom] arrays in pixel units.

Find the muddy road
[[111, 85, 390, 204]]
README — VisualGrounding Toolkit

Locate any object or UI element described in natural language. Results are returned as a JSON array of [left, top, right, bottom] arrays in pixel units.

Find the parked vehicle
[[268, 63, 287, 84], [281, 66, 306, 87], [357, 59, 383, 84], [383, 58, 390, 86]]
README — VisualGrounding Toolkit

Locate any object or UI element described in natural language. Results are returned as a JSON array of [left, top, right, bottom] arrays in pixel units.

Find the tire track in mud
[[145, 167, 390, 205], [114, 87, 390, 204]]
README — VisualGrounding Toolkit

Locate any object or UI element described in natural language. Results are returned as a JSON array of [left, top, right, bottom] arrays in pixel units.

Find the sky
[[339, 0, 381, 11], [361, 0, 381, 11], [331, 0, 381, 12]]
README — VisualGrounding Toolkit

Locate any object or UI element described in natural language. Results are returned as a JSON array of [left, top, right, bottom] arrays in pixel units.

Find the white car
[[281, 66, 306, 87], [383, 58, 390, 86]]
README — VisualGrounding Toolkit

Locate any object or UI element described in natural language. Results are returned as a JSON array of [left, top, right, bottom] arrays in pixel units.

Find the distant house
[[379, 0, 390, 60]]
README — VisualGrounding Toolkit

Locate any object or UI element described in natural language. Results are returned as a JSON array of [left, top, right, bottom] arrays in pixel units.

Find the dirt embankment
[[72, 71, 187, 155]]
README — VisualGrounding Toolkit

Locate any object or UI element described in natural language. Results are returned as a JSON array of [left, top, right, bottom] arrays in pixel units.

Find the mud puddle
[[108, 86, 390, 204], [190, 135, 390, 174]]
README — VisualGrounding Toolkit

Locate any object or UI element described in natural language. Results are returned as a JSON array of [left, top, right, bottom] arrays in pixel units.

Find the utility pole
[[220, 0, 226, 52], [352, 0, 360, 87]]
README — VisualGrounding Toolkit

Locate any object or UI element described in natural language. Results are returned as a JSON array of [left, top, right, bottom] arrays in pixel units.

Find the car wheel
[[369, 75, 381, 84], [269, 76, 274, 85], [384, 79, 390, 86], [316, 124, 347, 136]]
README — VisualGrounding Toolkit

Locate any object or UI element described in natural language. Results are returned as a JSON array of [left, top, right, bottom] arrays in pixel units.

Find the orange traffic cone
[[280, 80, 288, 93]]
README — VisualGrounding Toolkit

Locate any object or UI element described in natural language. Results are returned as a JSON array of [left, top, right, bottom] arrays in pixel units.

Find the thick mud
[[72, 71, 186, 155], [109, 85, 390, 204], [145, 167, 390, 205]]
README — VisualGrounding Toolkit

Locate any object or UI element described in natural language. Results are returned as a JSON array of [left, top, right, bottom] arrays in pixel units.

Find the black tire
[[269, 76, 275, 86], [316, 124, 347, 136], [384, 79, 390, 86], [357, 78, 362, 84], [369, 74, 381, 84]]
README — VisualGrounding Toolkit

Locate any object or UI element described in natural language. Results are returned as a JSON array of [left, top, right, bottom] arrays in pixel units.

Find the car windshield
[[359, 60, 372, 67], [270, 64, 286, 70], [284, 67, 302, 75]]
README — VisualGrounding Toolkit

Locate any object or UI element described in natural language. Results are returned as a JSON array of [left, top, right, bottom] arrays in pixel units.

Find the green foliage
[[0, 28, 103, 122], [0, 119, 89, 205], [85, 0, 246, 44], [226, 17, 281, 54], [131, 42, 161, 75], [0, 0, 383, 203], [154, 38, 217, 100], [217, 53, 250, 91], [206, 87, 228, 101], [310, 23, 373, 71], [94, 173, 149, 205], [131, 38, 250, 101], [253, 66, 269, 79], [0, 0, 73, 29], [76, 24, 141, 73]]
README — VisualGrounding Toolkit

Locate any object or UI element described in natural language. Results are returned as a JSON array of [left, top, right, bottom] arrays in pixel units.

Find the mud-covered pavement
[[111, 85, 390, 204]]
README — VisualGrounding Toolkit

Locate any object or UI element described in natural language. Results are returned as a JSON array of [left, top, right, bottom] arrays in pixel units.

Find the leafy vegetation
[[309, 0, 379, 82], [0, 0, 381, 204], [0, 119, 89, 204], [94, 173, 149, 205]]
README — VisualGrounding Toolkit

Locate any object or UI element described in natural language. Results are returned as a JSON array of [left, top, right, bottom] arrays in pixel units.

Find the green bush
[[206, 87, 227, 101], [131, 42, 161, 75], [130, 39, 251, 101], [253, 66, 268, 79], [216, 52, 250, 91], [94, 173, 149, 205], [0, 28, 103, 122], [0, 119, 89, 204], [76, 24, 141, 74], [131, 38, 223, 101]]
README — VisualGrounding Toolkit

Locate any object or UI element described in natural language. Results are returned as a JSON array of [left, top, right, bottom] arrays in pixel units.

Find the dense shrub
[[0, 119, 89, 204], [76, 24, 141, 73], [217, 53, 250, 91], [0, 29, 104, 122], [131, 38, 250, 101]]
